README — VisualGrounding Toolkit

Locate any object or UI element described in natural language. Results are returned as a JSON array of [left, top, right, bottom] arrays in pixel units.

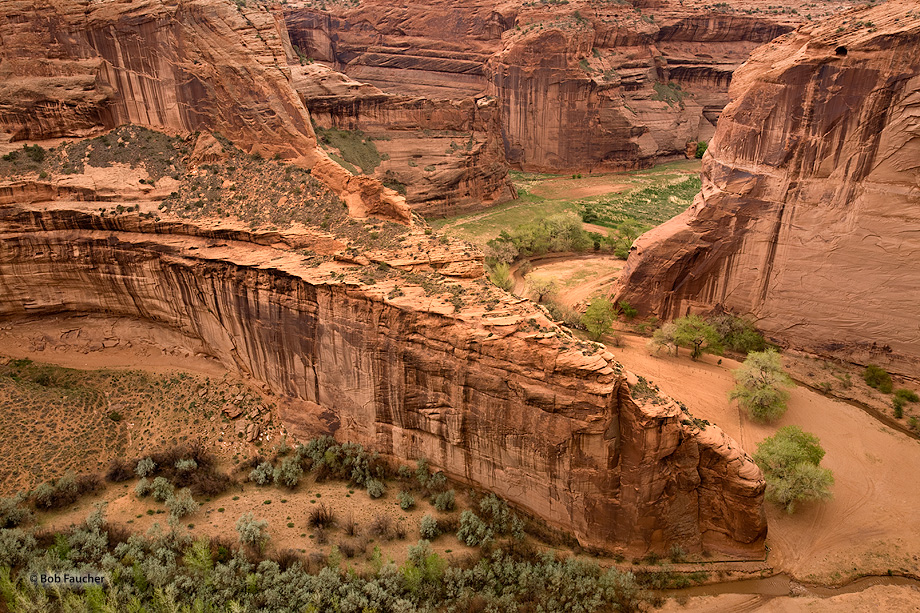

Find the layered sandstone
[[616, 0, 920, 377], [293, 64, 514, 217], [0, 143, 766, 556], [0, 0, 409, 224], [283, 0, 858, 172]]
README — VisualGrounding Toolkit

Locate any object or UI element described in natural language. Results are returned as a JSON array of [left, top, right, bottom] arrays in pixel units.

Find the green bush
[[730, 349, 793, 423], [398, 490, 416, 510], [135, 457, 156, 478], [618, 300, 638, 320], [695, 141, 708, 158], [488, 262, 513, 292], [433, 489, 455, 512], [174, 459, 197, 473], [457, 510, 491, 546], [582, 298, 616, 341], [236, 512, 270, 552], [135, 478, 152, 498], [864, 364, 893, 393], [366, 478, 386, 499], [754, 425, 834, 513], [419, 514, 440, 540], [151, 477, 174, 503], [166, 489, 198, 520], [707, 313, 766, 353], [893, 397, 905, 419], [895, 388, 919, 403]]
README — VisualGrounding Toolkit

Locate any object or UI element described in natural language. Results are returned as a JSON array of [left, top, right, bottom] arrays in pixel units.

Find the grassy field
[[0, 357, 266, 496], [431, 159, 702, 247]]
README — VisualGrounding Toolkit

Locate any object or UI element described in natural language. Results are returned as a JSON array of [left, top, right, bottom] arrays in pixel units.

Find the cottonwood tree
[[670, 315, 723, 359], [730, 348, 794, 422], [582, 298, 616, 341], [753, 426, 834, 513]]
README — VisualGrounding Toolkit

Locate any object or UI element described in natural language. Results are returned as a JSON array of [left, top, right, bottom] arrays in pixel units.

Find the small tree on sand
[[582, 298, 616, 341], [526, 278, 557, 303], [753, 425, 834, 513], [672, 315, 723, 360], [730, 349, 793, 422]]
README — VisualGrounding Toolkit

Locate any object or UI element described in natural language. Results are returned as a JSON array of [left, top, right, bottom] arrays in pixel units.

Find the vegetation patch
[[314, 126, 383, 174]]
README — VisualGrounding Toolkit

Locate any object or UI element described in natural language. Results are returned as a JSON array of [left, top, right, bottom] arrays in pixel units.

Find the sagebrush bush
[[433, 489, 455, 512], [249, 461, 274, 486], [457, 511, 491, 547], [175, 459, 198, 473], [135, 478, 152, 498], [366, 478, 386, 499], [273, 455, 303, 488], [398, 491, 415, 510], [419, 514, 440, 540], [135, 457, 156, 478], [236, 512, 269, 552], [151, 477, 174, 503], [0, 494, 32, 529], [166, 489, 198, 520]]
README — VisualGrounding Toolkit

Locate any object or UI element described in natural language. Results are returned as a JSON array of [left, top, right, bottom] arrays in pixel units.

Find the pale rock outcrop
[[616, 0, 920, 377]]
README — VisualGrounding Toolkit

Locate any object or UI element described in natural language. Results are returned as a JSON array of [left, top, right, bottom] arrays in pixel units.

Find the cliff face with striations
[[293, 64, 514, 218], [0, 0, 411, 224], [616, 0, 920, 377], [0, 138, 766, 556], [282, 0, 854, 172]]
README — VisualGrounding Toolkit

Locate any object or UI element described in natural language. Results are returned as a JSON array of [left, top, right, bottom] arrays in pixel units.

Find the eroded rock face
[[282, 0, 850, 171], [616, 0, 920, 377], [294, 64, 514, 217], [0, 187, 766, 556], [0, 0, 410, 224]]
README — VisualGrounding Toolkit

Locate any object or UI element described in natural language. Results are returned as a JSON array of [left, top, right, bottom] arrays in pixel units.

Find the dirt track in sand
[[611, 334, 920, 585]]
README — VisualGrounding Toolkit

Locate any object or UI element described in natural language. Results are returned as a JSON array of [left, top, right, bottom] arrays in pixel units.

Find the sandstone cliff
[[0, 132, 766, 557], [293, 64, 514, 218], [616, 0, 920, 377], [0, 0, 409, 224], [282, 0, 856, 172]]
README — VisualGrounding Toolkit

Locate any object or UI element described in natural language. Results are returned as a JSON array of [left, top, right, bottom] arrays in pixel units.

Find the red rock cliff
[[616, 0, 920, 377]]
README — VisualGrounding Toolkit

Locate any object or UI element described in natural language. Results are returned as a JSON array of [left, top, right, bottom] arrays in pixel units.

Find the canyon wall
[[282, 0, 832, 172], [294, 64, 514, 217], [0, 197, 766, 557], [616, 0, 920, 377], [0, 0, 410, 223]]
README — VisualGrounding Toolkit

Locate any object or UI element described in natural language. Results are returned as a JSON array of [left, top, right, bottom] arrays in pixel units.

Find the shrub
[[175, 459, 198, 473], [753, 425, 834, 513], [707, 313, 766, 353], [433, 489, 455, 512], [730, 349, 794, 423], [893, 397, 904, 419], [527, 278, 557, 303], [864, 364, 893, 393], [488, 262, 513, 292], [419, 514, 440, 540], [135, 478, 153, 498], [618, 300, 638, 320], [106, 459, 134, 482], [582, 298, 616, 341], [273, 455, 304, 488], [457, 511, 491, 547], [370, 514, 392, 539], [366, 478, 386, 499], [895, 389, 919, 403], [166, 489, 198, 520], [151, 477, 174, 503], [249, 461, 274, 486], [308, 503, 335, 529], [236, 512, 270, 552], [0, 494, 32, 528], [398, 490, 416, 510], [135, 457, 156, 478], [695, 141, 708, 158]]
